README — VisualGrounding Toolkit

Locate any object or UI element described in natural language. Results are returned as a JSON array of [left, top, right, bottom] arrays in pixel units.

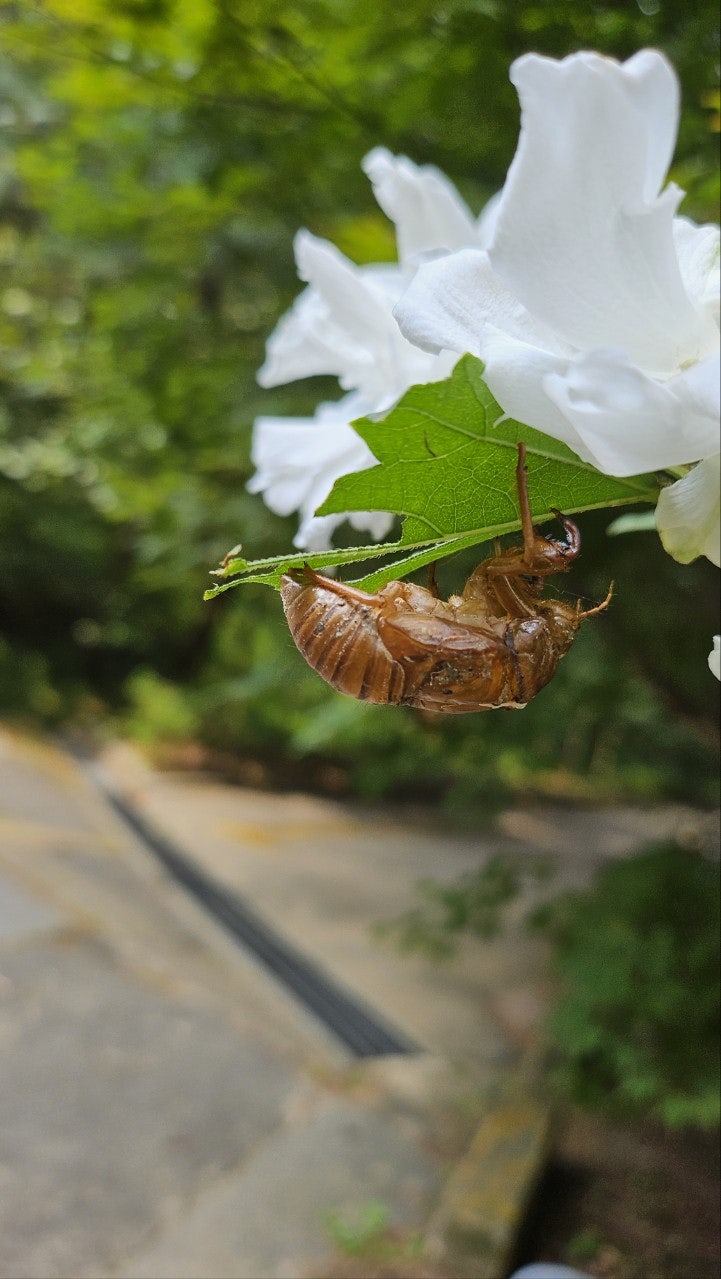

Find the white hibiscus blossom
[[249, 149, 496, 549], [393, 48, 720, 674], [248, 396, 392, 553], [395, 51, 719, 479]]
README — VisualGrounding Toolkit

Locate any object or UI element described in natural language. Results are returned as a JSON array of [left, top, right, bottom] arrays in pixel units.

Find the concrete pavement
[[0, 725, 714, 1278]]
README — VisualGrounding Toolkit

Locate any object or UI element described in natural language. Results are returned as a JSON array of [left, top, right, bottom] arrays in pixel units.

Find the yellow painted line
[[214, 816, 366, 849], [0, 814, 118, 851], [0, 727, 86, 785]]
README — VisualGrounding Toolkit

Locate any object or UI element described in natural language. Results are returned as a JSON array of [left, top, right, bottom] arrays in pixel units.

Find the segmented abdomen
[[280, 577, 407, 704], [280, 573, 573, 713]]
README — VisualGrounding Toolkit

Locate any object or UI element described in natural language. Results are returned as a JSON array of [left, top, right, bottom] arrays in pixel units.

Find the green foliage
[[381, 842, 721, 1129], [0, 634, 61, 720], [0, 0, 718, 808], [567, 1229, 606, 1265], [322, 359, 655, 578], [325, 1200, 424, 1265], [531, 843, 721, 1130], [376, 853, 554, 959], [0, 1, 714, 1159], [325, 1201, 391, 1258], [123, 667, 199, 743]]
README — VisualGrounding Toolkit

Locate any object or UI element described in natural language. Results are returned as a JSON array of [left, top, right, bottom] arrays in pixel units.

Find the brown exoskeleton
[[280, 444, 612, 713]]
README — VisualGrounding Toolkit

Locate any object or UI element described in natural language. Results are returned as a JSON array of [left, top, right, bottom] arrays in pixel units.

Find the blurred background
[[0, 4, 719, 1276], [0, 0, 718, 814]]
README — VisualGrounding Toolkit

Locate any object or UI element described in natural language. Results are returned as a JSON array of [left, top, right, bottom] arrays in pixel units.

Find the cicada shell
[[280, 445, 612, 714]]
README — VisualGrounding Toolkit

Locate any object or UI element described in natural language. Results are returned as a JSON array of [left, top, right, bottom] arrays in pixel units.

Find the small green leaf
[[203, 537, 419, 598]]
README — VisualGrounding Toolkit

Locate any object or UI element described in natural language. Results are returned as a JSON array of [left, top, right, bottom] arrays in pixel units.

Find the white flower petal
[[362, 146, 480, 266], [248, 401, 391, 551], [479, 333, 594, 458], [476, 190, 502, 245], [257, 285, 354, 388], [258, 231, 400, 393], [543, 350, 721, 475], [489, 51, 714, 371], [292, 230, 398, 348], [673, 351, 721, 422], [393, 248, 598, 455], [709, 635, 720, 681], [393, 247, 569, 358], [259, 231, 451, 408], [673, 216, 720, 327], [294, 512, 348, 551], [655, 453, 721, 566], [255, 55, 720, 559], [299, 506, 394, 551], [346, 508, 396, 541]]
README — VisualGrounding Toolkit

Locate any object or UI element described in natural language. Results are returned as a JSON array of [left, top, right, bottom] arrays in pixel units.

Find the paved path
[[0, 726, 713, 1278]]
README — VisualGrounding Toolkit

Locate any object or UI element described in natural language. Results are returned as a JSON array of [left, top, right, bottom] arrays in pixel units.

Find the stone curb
[[427, 1088, 554, 1277]]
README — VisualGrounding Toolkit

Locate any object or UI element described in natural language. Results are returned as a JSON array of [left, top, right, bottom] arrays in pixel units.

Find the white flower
[[250, 149, 493, 549], [258, 228, 453, 411], [394, 50, 720, 482], [656, 452, 720, 566], [709, 635, 720, 681], [248, 398, 394, 552], [361, 145, 501, 264]]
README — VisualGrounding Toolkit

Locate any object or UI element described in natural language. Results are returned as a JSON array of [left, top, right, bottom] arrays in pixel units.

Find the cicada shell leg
[[516, 441, 537, 569], [576, 580, 614, 619], [289, 565, 382, 607]]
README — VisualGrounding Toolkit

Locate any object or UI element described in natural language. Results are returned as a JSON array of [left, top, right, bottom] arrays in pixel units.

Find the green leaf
[[210, 357, 659, 595], [321, 355, 657, 537]]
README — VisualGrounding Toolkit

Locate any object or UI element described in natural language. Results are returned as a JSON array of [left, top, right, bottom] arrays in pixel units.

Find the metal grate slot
[[101, 786, 418, 1059]]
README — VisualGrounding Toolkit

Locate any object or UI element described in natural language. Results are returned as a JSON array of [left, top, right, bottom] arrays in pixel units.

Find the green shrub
[[123, 668, 199, 744], [381, 841, 720, 1129], [0, 638, 63, 721], [532, 843, 721, 1129]]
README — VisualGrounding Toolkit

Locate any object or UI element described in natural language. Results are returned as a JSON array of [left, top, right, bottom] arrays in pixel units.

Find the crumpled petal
[[709, 635, 720, 681], [253, 156, 473, 549], [395, 248, 721, 470], [362, 146, 481, 265], [393, 247, 569, 360], [489, 51, 714, 371], [655, 453, 721, 566], [479, 331, 591, 456], [257, 283, 361, 389], [543, 351, 721, 475], [258, 231, 402, 394], [248, 400, 393, 551], [259, 230, 452, 409], [395, 251, 600, 460], [673, 217, 720, 327]]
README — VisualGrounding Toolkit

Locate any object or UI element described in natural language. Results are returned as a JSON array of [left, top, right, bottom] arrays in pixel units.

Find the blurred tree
[[0, 0, 718, 804]]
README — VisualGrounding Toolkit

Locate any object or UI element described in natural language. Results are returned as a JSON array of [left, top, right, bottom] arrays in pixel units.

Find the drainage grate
[[99, 782, 417, 1059]]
